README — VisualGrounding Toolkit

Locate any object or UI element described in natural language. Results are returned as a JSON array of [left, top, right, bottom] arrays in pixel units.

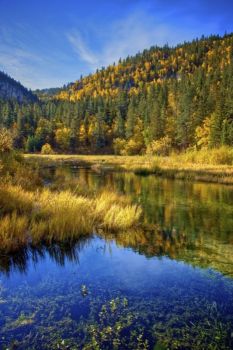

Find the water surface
[[0, 166, 233, 349]]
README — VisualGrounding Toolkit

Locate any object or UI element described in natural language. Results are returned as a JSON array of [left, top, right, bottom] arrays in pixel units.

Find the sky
[[0, 0, 233, 90]]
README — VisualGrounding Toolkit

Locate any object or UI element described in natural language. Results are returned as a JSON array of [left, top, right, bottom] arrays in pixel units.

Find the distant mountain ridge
[[0, 33, 232, 154], [56, 33, 233, 102], [0, 71, 37, 103]]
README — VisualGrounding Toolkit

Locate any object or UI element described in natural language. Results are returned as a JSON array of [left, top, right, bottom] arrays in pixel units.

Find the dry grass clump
[[94, 191, 141, 230], [0, 212, 28, 252], [37, 190, 95, 240], [0, 185, 142, 252], [102, 204, 142, 230], [0, 184, 34, 215], [94, 191, 130, 217]]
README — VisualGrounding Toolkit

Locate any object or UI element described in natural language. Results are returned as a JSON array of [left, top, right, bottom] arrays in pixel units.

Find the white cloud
[[67, 32, 98, 66]]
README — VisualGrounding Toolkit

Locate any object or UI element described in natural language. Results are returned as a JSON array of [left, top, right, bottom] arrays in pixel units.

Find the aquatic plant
[[83, 297, 149, 350]]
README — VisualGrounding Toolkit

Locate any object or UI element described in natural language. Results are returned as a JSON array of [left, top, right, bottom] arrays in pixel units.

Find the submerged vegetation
[[0, 152, 233, 349], [1, 236, 233, 350], [0, 13, 233, 350]]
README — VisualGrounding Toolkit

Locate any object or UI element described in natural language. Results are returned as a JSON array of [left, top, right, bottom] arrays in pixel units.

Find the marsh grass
[[0, 185, 142, 253], [94, 191, 141, 230], [0, 212, 28, 252], [102, 204, 142, 230], [25, 148, 233, 184], [0, 184, 34, 215], [38, 190, 95, 240]]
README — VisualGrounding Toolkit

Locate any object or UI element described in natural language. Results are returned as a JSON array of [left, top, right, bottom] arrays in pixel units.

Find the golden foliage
[[41, 143, 54, 155], [0, 128, 13, 153]]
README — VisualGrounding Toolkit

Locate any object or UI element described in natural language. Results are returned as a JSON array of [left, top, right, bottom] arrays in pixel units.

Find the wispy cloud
[[66, 9, 209, 72], [0, 25, 72, 89], [67, 32, 98, 66], [0, 1, 229, 89]]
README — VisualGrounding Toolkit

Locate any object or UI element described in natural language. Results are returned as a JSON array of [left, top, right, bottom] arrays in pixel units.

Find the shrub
[[123, 139, 143, 155], [195, 117, 211, 148], [41, 143, 54, 155], [113, 138, 127, 155], [146, 136, 172, 156], [0, 128, 13, 153]]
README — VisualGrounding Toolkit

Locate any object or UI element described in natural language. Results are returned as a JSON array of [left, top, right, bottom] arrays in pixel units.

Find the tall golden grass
[[0, 184, 142, 252], [94, 191, 141, 230], [0, 212, 28, 252], [171, 146, 233, 165]]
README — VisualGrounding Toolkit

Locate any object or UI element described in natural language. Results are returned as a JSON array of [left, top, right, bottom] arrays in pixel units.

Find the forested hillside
[[0, 71, 37, 103], [0, 33, 233, 154]]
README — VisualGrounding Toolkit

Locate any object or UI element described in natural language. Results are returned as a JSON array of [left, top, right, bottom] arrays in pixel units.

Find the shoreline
[[24, 154, 233, 185]]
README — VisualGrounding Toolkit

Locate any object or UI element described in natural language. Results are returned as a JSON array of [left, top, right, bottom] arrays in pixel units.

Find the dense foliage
[[0, 71, 37, 103], [0, 33, 233, 154]]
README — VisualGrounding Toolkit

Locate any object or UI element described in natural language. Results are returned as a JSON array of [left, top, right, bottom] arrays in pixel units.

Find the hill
[[0, 71, 37, 103], [0, 33, 232, 154], [33, 87, 63, 101], [57, 34, 233, 104]]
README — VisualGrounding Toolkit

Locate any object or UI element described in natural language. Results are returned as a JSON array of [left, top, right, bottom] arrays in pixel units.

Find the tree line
[[0, 33, 233, 155]]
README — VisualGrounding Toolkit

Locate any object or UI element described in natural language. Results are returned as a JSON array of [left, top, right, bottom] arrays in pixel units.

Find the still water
[[0, 166, 233, 349]]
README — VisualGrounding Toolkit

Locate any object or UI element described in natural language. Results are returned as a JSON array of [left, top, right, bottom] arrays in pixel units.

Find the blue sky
[[0, 0, 232, 89]]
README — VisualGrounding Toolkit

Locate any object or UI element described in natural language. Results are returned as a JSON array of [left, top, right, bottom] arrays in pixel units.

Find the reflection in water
[[0, 236, 233, 350], [0, 166, 233, 349], [41, 166, 233, 276], [0, 237, 92, 275]]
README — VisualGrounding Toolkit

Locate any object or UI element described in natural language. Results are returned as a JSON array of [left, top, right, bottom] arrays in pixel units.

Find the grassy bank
[[0, 147, 142, 253], [0, 184, 141, 253], [25, 147, 233, 184]]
